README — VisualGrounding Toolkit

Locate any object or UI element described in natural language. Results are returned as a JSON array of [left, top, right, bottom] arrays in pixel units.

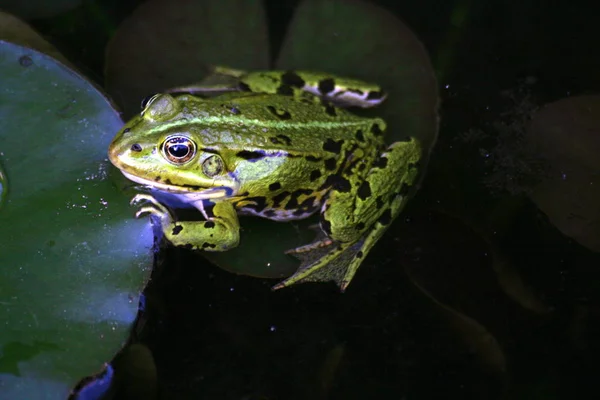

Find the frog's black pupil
[[168, 144, 189, 158]]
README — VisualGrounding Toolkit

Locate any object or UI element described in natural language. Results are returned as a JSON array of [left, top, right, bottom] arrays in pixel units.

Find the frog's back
[[177, 93, 386, 155]]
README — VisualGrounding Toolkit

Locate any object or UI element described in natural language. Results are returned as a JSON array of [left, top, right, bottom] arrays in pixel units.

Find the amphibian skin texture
[[108, 68, 421, 291]]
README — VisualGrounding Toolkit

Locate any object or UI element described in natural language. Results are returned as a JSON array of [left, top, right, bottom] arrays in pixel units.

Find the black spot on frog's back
[[310, 169, 322, 182], [357, 181, 371, 200], [322, 138, 344, 154], [266, 105, 292, 120], [277, 85, 294, 96], [324, 158, 337, 171], [318, 78, 335, 94], [323, 101, 337, 117], [305, 155, 322, 162], [355, 129, 365, 142], [281, 71, 306, 88], [370, 123, 383, 136], [269, 134, 292, 146], [319, 174, 351, 193], [378, 209, 392, 225], [373, 156, 388, 169]]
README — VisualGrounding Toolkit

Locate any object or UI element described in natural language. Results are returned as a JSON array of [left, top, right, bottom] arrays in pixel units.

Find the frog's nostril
[[131, 144, 142, 152]]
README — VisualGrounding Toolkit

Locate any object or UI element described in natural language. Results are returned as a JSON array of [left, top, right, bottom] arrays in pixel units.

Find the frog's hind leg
[[238, 70, 387, 108], [276, 137, 422, 291]]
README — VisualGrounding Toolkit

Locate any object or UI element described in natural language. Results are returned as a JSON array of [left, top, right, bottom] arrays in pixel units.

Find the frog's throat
[[120, 171, 237, 200]]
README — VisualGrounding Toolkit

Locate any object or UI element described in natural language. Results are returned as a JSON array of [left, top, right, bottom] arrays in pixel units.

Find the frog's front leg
[[276, 137, 422, 291], [131, 194, 240, 251]]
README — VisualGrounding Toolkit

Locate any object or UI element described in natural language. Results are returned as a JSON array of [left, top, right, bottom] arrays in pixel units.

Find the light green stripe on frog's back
[[140, 95, 386, 153], [145, 117, 385, 155]]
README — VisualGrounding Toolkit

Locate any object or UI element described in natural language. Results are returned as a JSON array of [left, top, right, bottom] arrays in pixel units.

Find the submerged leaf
[[526, 96, 600, 252], [105, 0, 270, 117], [412, 280, 507, 375], [0, 9, 74, 66]]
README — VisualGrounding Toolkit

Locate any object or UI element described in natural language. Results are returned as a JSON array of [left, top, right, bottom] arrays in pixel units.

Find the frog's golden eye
[[202, 155, 224, 177], [141, 94, 160, 111], [162, 135, 196, 164]]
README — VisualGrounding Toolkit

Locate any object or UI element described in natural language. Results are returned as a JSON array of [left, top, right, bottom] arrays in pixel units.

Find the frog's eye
[[202, 155, 224, 177], [162, 135, 196, 164], [141, 94, 160, 110]]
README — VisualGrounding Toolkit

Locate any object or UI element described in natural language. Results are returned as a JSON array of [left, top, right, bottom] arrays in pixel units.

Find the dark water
[[30, 0, 600, 399]]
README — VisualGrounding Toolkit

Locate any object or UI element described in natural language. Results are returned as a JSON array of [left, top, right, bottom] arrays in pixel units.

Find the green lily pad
[[104, 0, 438, 283], [0, 40, 152, 399], [104, 0, 270, 118]]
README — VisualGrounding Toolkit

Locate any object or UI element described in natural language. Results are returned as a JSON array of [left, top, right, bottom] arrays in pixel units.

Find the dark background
[[24, 0, 600, 399]]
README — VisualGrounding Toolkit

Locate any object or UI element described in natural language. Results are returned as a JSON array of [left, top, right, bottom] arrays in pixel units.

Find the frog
[[108, 67, 422, 291]]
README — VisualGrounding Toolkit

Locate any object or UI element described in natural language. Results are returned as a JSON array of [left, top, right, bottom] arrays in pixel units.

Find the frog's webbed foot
[[129, 194, 240, 252], [130, 193, 173, 223], [275, 237, 366, 292]]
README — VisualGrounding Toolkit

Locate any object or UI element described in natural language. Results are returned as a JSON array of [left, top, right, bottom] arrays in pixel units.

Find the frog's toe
[[130, 193, 158, 206], [285, 238, 334, 254], [134, 205, 166, 219], [307, 223, 321, 232]]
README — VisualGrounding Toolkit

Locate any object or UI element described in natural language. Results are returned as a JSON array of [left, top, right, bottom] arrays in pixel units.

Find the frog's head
[[108, 94, 240, 199]]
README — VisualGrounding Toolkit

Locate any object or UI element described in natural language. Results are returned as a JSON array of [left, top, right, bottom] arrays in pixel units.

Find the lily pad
[[276, 0, 439, 153], [104, 0, 438, 284], [104, 0, 270, 118], [0, 40, 152, 399], [0, 9, 74, 66], [526, 95, 600, 252]]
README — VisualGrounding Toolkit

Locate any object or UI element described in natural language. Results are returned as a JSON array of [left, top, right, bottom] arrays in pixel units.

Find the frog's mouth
[[120, 171, 237, 200]]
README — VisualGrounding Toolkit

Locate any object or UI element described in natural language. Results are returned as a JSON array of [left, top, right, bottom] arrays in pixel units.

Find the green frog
[[108, 67, 422, 291]]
